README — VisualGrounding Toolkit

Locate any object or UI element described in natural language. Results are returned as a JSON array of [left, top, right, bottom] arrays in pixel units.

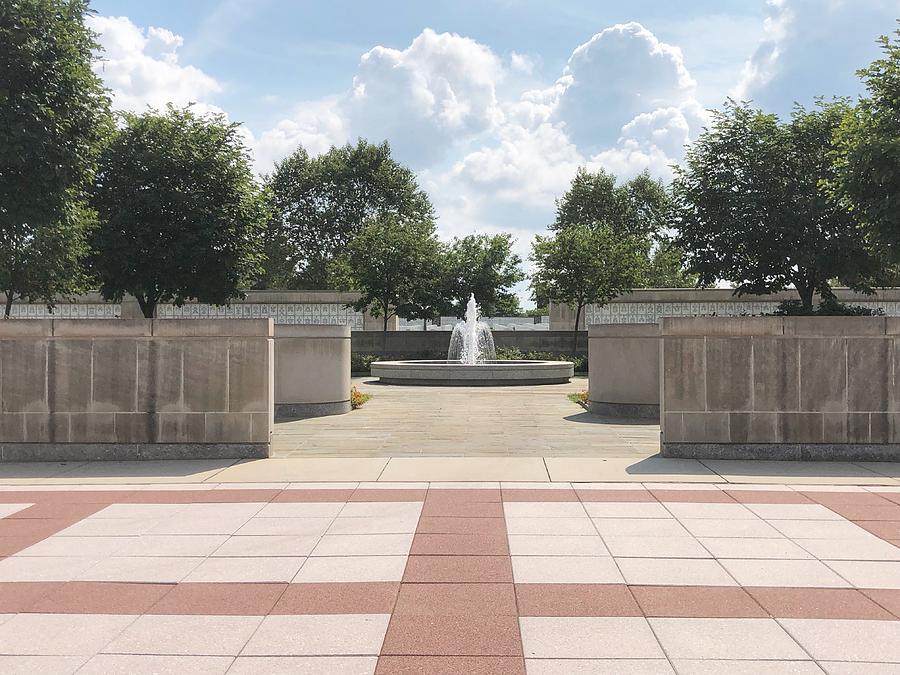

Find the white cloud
[[510, 51, 537, 75], [88, 15, 221, 112], [733, 0, 900, 111]]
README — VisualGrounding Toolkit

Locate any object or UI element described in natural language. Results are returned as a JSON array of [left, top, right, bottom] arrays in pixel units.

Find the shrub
[[774, 298, 884, 316], [496, 348, 588, 373], [350, 386, 372, 409], [567, 390, 589, 406]]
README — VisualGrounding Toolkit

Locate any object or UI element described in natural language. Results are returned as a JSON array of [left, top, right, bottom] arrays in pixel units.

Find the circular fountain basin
[[370, 359, 574, 386]]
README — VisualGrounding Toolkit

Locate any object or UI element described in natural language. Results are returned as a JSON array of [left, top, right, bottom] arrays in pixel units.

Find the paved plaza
[[0, 481, 898, 672]]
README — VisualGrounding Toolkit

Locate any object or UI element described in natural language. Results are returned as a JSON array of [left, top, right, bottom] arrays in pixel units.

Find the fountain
[[370, 293, 574, 386]]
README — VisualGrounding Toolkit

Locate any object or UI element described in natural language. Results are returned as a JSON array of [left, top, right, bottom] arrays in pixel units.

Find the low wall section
[[0, 319, 273, 461], [588, 324, 660, 419], [275, 325, 351, 419], [660, 316, 900, 461]]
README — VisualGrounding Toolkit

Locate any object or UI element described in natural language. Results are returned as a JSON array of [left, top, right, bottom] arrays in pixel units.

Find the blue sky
[[86, 0, 899, 303]]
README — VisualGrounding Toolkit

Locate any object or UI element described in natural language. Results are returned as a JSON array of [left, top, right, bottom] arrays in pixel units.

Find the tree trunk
[[423, 318, 427, 331], [572, 303, 583, 354], [3, 291, 13, 319], [135, 295, 157, 319], [382, 313, 389, 358], [796, 282, 815, 314]]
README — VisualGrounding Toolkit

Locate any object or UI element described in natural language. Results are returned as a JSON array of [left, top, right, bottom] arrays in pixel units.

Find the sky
[[86, 0, 900, 306]]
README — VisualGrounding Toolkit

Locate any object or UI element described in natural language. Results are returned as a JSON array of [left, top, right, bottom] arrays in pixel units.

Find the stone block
[[777, 413, 824, 443], [0, 320, 51, 337], [681, 412, 730, 442], [48, 413, 70, 443], [152, 319, 272, 337], [51, 319, 151, 337], [747, 412, 778, 443], [68, 413, 117, 443], [1, 339, 48, 412], [0, 413, 25, 442], [871, 412, 889, 443], [661, 316, 783, 337], [91, 339, 139, 412], [847, 413, 871, 443], [23, 413, 50, 443], [728, 413, 750, 443], [704, 337, 752, 411], [588, 328, 659, 407], [204, 412, 253, 443], [798, 338, 846, 412], [663, 412, 683, 442], [114, 413, 153, 444], [249, 412, 272, 443], [155, 412, 205, 444], [847, 338, 890, 411], [275, 330, 350, 406], [182, 340, 228, 412], [48, 340, 92, 412], [823, 413, 848, 443], [588, 324, 660, 338], [228, 338, 270, 413], [784, 316, 886, 336], [752, 337, 800, 411], [662, 337, 706, 411], [137, 340, 183, 412]]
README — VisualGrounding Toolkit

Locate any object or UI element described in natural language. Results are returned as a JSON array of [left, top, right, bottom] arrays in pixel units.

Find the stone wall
[[552, 288, 900, 330], [274, 324, 351, 419], [588, 324, 660, 419], [351, 330, 588, 358], [660, 316, 900, 461], [0, 319, 273, 461]]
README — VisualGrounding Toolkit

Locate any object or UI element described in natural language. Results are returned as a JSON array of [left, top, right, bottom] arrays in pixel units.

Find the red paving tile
[[748, 587, 896, 620], [7, 502, 107, 520], [0, 518, 77, 539], [420, 502, 504, 518], [375, 656, 526, 674], [271, 489, 356, 502], [0, 582, 64, 612], [650, 489, 736, 503], [805, 492, 896, 507], [32, 581, 172, 614], [575, 489, 655, 502], [351, 489, 428, 502], [501, 489, 578, 502], [861, 589, 900, 618], [403, 556, 514, 583], [724, 490, 814, 504], [828, 504, 900, 521], [0, 535, 43, 557], [415, 517, 507, 535], [149, 582, 286, 615], [631, 585, 767, 618], [118, 490, 207, 504], [516, 583, 641, 617], [394, 583, 517, 616], [272, 582, 399, 614], [381, 615, 522, 656], [424, 489, 501, 504], [187, 489, 282, 503], [854, 521, 900, 541], [411, 533, 509, 556], [874, 492, 900, 506]]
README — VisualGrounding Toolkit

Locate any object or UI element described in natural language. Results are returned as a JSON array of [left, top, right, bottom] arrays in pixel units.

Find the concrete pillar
[[274, 324, 352, 419]]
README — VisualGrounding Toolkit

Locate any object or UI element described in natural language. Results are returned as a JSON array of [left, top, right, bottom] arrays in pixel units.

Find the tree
[[443, 233, 525, 317], [552, 168, 670, 237], [336, 215, 444, 352], [832, 28, 900, 262], [264, 140, 434, 289], [531, 224, 646, 352], [91, 106, 268, 318], [645, 238, 700, 288], [0, 0, 112, 317], [673, 99, 875, 311]]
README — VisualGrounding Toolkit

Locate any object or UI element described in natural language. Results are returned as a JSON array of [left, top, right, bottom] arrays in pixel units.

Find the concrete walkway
[[273, 376, 660, 458]]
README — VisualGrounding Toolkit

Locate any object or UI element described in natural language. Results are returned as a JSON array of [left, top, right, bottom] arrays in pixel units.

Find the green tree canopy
[[333, 215, 443, 347], [91, 106, 268, 318], [0, 0, 112, 317], [531, 223, 646, 350], [552, 168, 670, 237], [673, 99, 875, 310], [443, 233, 525, 317], [832, 28, 900, 262], [264, 140, 434, 289]]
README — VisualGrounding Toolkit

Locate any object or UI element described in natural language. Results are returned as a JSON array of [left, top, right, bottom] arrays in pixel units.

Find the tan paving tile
[[380, 457, 549, 482], [102, 614, 262, 656], [519, 617, 664, 659], [243, 614, 390, 655], [545, 457, 717, 483], [215, 459, 389, 483], [780, 618, 900, 662], [525, 660, 674, 674], [616, 558, 736, 586], [78, 655, 233, 674], [228, 656, 378, 674], [0, 613, 136, 655], [648, 617, 808, 660], [511, 556, 623, 584]]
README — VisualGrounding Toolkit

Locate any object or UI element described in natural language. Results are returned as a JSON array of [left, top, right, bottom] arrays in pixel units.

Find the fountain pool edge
[[370, 360, 575, 386]]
